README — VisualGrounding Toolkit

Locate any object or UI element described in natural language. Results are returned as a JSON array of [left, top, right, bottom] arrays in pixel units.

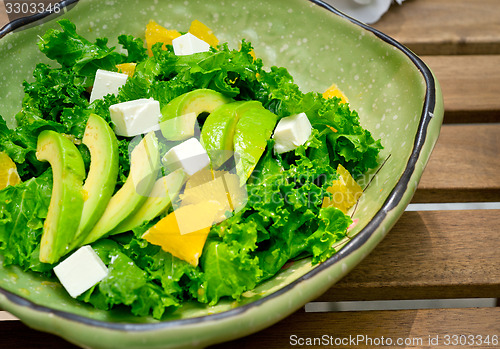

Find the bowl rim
[[0, 0, 438, 331]]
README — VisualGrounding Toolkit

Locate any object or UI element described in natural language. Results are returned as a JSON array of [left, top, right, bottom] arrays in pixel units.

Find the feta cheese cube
[[272, 112, 312, 154], [90, 69, 128, 103], [172, 33, 211, 56], [53, 246, 108, 298], [162, 138, 210, 176], [109, 98, 162, 137]]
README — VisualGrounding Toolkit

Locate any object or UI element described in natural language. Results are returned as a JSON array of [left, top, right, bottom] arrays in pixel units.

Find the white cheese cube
[[90, 69, 128, 103], [109, 98, 162, 137], [53, 246, 108, 298], [172, 33, 211, 56], [162, 138, 210, 176], [272, 112, 313, 154]]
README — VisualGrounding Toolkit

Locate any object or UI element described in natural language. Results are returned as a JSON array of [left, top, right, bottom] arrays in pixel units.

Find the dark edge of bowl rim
[[0, 0, 437, 333]]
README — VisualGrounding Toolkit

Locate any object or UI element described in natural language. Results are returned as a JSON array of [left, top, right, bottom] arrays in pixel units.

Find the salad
[[0, 19, 382, 319]]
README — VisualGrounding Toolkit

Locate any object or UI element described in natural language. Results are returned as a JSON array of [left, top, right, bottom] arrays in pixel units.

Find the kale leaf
[[0, 170, 53, 272]]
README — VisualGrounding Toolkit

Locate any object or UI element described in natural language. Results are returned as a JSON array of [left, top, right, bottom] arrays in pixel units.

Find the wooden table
[[1, 0, 499, 347]]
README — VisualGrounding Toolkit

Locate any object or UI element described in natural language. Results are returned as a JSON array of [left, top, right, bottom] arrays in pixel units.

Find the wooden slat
[[422, 55, 500, 123], [316, 210, 500, 302], [212, 308, 500, 348], [0, 1, 7, 30], [413, 124, 500, 203], [0, 311, 17, 320], [373, 0, 500, 55]]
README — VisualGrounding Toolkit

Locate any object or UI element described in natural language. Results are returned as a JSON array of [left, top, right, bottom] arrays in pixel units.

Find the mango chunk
[[116, 63, 136, 77], [142, 201, 222, 266], [180, 170, 247, 220], [0, 152, 21, 189], [249, 49, 256, 61], [180, 175, 231, 223], [143, 167, 248, 266], [188, 19, 219, 47], [145, 20, 181, 56], [323, 83, 349, 104], [322, 164, 363, 213], [184, 168, 214, 190]]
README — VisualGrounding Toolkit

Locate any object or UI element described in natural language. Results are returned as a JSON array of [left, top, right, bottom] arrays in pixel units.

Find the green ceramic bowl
[[0, 0, 444, 347]]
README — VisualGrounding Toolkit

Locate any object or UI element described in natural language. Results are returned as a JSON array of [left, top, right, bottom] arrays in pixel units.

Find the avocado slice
[[71, 114, 119, 248], [160, 89, 233, 141], [234, 106, 278, 184], [159, 112, 198, 141], [111, 169, 187, 235], [36, 130, 86, 264], [82, 132, 160, 244], [200, 101, 262, 168]]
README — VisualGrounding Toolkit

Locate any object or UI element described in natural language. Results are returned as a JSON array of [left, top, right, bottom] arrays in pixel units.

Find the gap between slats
[[305, 298, 497, 313]]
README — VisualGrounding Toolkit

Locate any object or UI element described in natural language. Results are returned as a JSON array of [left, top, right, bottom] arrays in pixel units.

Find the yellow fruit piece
[[322, 164, 362, 213], [323, 83, 349, 104], [142, 201, 222, 266], [184, 168, 214, 190], [0, 152, 21, 190], [145, 20, 181, 56], [144, 166, 249, 265], [116, 63, 137, 77], [181, 170, 247, 220], [188, 19, 219, 47], [249, 49, 257, 61], [180, 175, 231, 223]]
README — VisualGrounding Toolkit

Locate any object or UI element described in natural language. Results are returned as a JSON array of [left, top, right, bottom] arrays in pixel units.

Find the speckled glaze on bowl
[[0, 0, 444, 347]]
